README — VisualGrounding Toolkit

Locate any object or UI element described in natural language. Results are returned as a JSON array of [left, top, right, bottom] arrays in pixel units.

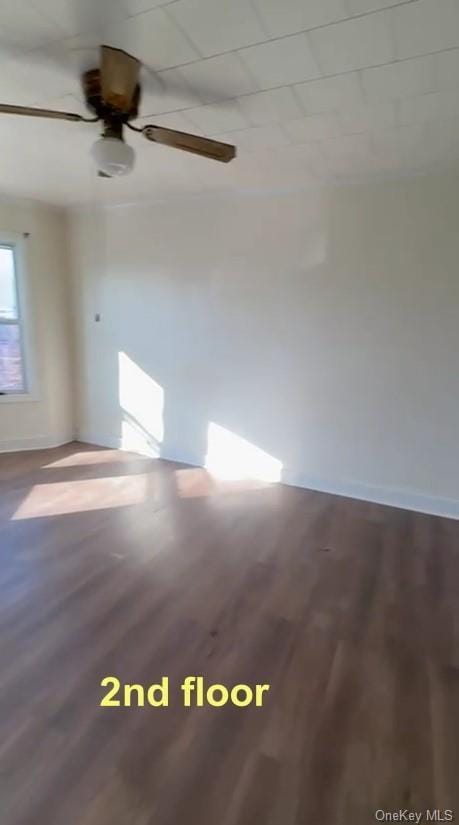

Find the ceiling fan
[[0, 45, 237, 177]]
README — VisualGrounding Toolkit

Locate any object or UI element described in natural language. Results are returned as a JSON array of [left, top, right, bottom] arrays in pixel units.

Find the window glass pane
[[0, 323, 24, 392], [0, 247, 17, 320]]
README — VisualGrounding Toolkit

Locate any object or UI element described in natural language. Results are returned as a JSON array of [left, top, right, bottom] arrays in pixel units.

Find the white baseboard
[[0, 433, 75, 453], [76, 432, 459, 521], [78, 432, 203, 466], [282, 469, 459, 520], [78, 431, 123, 451]]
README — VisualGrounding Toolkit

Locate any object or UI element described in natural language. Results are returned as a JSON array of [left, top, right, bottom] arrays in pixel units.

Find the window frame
[[0, 231, 37, 403]]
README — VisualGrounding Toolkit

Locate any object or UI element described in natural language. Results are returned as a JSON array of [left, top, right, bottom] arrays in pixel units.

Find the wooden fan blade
[[142, 125, 236, 163], [101, 45, 140, 113], [0, 103, 91, 122]]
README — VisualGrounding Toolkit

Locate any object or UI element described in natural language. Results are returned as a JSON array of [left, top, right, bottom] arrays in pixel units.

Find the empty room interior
[[1, 0, 459, 822]]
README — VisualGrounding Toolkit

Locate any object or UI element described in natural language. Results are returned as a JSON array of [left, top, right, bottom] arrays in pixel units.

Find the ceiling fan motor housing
[[82, 68, 141, 123]]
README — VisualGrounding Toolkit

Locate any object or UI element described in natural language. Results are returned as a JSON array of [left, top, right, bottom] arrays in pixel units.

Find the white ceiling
[[1, 0, 459, 205]]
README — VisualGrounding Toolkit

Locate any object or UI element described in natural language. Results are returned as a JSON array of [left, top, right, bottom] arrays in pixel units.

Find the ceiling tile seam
[[25, 0, 70, 41], [124, 0, 183, 19], [184, 96, 252, 133], [334, 115, 371, 138], [356, 69, 369, 107], [226, 140, 291, 155], [191, 115, 370, 139], [290, 85, 311, 118], [402, 110, 459, 129], [151, 43, 459, 83], [238, 102, 273, 130], [388, 1, 404, 62], [368, 130, 382, 157], [202, 103, 459, 139], [158, 0, 421, 63], [215, 50, 266, 109], [234, 135, 324, 159], [277, 122, 293, 144], [246, 0, 272, 41], [230, 9, 276, 97], [432, 52, 443, 91], [161, 3, 205, 61], [19, 28, 97, 58], [136, 46, 459, 120], [18, 0, 420, 67], [303, 29, 325, 78]]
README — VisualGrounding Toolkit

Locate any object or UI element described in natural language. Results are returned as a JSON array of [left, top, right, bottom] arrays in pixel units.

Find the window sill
[[0, 393, 38, 404]]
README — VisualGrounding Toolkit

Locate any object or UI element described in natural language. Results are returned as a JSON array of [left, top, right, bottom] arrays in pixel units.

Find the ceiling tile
[[295, 72, 363, 114], [0, 0, 63, 49], [399, 89, 459, 125], [177, 53, 258, 104], [284, 112, 341, 141], [0, 49, 80, 105], [104, 7, 200, 70], [388, 119, 459, 169], [339, 100, 397, 133], [136, 110, 204, 133], [436, 48, 459, 90], [424, 117, 459, 160], [252, 0, 348, 38], [185, 100, 248, 134], [36, 30, 107, 81], [371, 123, 426, 162], [361, 55, 437, 102], [122, 0, 175, 14], [168, 0, 267, 57], [393, 0, 459, 59], [227, 145, 321, 190], [238, 34, 321, 88], [140, 67, 203, 116], [33, 92, 89, 114], [274, 141, 332, 179], [369, 130, 403, 168], [30, 0, 126, 39], [347, 0, 399, 13], [321, 132, 374, 176], [214, 124, 291, 152], [308, 10, 395, 74], [237, 87, 302, 126], [331, 132, 372, 155]]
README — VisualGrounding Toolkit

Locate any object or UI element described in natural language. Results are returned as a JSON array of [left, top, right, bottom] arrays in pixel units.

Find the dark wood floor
[[0, 442, 458, 824]]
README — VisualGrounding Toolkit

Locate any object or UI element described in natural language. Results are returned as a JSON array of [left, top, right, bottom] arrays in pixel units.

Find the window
[[0, 237, 30, 397]]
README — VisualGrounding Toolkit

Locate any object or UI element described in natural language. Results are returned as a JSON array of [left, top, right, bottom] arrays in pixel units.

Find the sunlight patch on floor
[[11, 475, 148, 520], [175, 466, 273, 498], [42, 449, 146, 469]]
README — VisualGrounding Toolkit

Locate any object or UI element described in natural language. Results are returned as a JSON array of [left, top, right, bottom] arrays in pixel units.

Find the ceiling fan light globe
[[91, 136, 135, 176]]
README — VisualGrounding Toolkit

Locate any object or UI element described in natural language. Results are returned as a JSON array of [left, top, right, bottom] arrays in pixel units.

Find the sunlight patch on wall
[[118, 352, 164, 457], [205, 422, 282, 483]]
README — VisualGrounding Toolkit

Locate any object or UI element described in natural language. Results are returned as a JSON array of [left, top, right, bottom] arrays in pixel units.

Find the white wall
[[69, 174, 459, 517], [0, 198, 74, 451]]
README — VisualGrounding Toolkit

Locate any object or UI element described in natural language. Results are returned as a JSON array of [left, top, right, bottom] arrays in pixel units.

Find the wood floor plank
[[0, 441, 458, 824]]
